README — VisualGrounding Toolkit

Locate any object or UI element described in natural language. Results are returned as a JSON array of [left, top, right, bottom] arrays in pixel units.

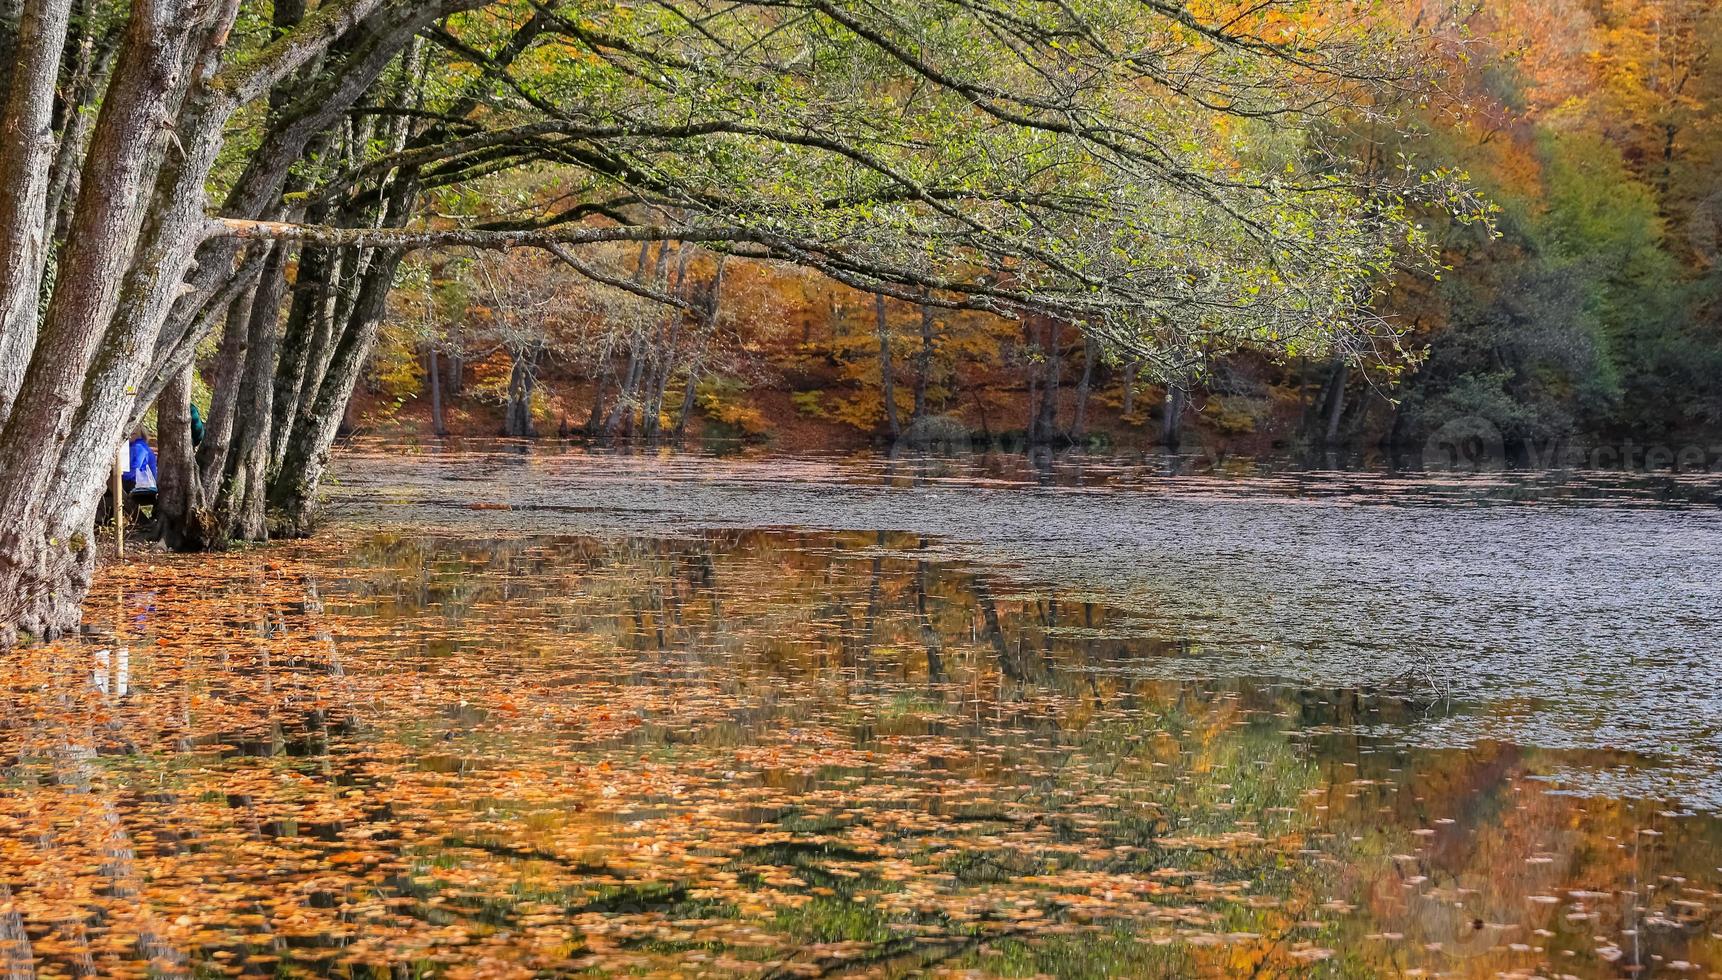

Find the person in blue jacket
[[123, 430, 157, 494]]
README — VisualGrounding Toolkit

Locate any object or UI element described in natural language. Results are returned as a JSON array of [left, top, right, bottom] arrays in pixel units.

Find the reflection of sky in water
[[331, 441, 1722, 807]]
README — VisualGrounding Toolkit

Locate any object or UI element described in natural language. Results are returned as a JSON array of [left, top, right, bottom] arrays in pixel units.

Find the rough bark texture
[[0, 0, 75, 427], [0, 0, 469, 639], [178, 285, 254, 488], [224, 243, 291, 542], [270, 245, 333, 472], [0, 0, 213, 640], [155, 366, 219, 551], [503, 348, 539, 438], [269, 249, 403, 537]]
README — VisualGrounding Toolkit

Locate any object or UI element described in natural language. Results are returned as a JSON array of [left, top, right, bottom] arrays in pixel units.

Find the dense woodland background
[[330, 0, 1722, 461]]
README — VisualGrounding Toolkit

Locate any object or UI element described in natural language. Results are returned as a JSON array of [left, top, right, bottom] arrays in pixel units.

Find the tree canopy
[[0, 0, 1487, 639]]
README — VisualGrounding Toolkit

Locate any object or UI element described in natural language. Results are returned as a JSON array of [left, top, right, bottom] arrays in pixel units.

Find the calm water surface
[[1, 443, 1719, 978]]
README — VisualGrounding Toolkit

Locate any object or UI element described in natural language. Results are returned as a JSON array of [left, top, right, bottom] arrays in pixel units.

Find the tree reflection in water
[[0, 532, 1717, 977]]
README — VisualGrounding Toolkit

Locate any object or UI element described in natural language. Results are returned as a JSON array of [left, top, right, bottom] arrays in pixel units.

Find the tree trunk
[[1321, 357, 1348, 445], [45, 20, 121, 247], [586, 363, 610, 435], [603, 342, 643, 438], [1071, 334, 1094, 442], [1163, 384, 1186, 449], [0, 0, 222, 641], [1121, 360, 1140, 417], [673, 255, 725, 442], [503, 348, 538, 438], [269, 249, 405, 538], [0, 0, 76, 427], [876, 293, 900, 440], [674, 370, 700, 441], [427, 345, 447, 436], [225, 243, 292, 543], [1033, 319, 1060, 444], [913, 299, 935, 423], [642, 250, 690, 440], [194, 272, 263, 488], [0, 0, 460, 639], [155, 366, 219, 551], [270, 244, 334, 473]]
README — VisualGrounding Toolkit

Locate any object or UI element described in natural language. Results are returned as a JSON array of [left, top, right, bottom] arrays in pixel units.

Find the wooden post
[[112, 444, 124, 560]]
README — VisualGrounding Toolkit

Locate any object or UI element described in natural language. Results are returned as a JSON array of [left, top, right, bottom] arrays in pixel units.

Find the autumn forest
[[0, 0, 1720, 977]]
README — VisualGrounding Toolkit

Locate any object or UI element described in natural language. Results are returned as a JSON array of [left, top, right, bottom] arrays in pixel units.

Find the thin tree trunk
[[599, 243, 660, 439], [1034, 319, 1060, 444], [1072, 334, 1094, 442], [427, 345, 447, 436], [913, 299, 935, 423], [586, 363, 610, 435], [674, 370, 700, 441], [1322, 357, 1348, 445], [44, 18, 120, 245], [673, 255, 725, 442], [1163, 384, 1186, 449], [194, 272, 263, 489], [1121, 360, 1139, 417], [269, 244, 333, 471], [970, 387, 992, 440], [603, 342, 643, 438], [155, 366, 217, 551], [643, 246, 692, 440], [876, 293, 900, 440], [503, 348, 538, 437]]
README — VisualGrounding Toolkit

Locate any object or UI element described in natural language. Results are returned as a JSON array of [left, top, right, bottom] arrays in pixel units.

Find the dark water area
[[2, 441, 1721, 977]]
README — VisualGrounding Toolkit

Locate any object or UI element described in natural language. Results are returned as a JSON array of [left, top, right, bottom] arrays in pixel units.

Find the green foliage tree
[[0, 0, 1486, 639]]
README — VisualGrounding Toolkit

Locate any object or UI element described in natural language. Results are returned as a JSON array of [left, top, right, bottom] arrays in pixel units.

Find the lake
[[3, 442, 1720, 977]]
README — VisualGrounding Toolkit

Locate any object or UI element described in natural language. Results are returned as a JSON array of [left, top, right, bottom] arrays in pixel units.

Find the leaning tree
[[0, 0, 1487, 641]]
